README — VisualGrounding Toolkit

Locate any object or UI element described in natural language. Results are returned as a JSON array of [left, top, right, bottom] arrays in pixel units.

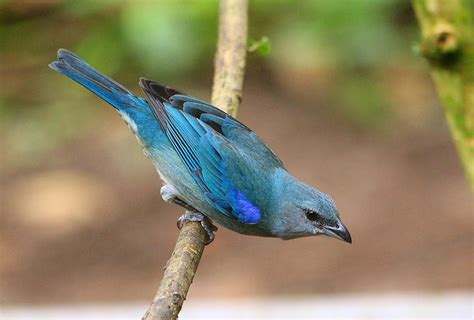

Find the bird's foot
[[177, 212, 218, 245], [161, 185, 217, 244]]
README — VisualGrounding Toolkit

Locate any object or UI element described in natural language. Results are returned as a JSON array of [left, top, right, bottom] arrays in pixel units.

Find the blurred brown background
[[1, 0, 472, 305]]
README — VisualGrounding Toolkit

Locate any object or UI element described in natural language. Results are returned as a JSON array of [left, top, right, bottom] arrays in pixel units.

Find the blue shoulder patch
[[227, 188, 261, 224]]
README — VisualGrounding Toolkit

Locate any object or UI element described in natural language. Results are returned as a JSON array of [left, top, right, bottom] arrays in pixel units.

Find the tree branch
[[412, 0, 474, 189], [211, 0, 248, 117], [142, 1, 248, 319]]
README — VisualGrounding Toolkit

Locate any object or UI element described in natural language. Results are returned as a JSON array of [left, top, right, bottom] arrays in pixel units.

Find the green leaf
[[248, 36, 272, 56]]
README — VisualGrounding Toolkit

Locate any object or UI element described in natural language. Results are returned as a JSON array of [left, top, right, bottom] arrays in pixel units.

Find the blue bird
[[49, 49, 351, 244]]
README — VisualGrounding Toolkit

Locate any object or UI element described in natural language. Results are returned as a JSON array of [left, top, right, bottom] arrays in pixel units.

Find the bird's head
[[271, 171, 351, 243]]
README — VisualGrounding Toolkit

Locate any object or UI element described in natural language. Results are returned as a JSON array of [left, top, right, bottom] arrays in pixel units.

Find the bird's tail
[[49, 49, 144, 111]]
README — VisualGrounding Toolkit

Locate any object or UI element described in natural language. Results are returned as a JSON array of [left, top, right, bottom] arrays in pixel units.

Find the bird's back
[[50, 49, 284, 237]]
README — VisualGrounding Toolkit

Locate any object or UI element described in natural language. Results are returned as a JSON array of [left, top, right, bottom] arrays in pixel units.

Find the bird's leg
[[161, 185, 217, 244]]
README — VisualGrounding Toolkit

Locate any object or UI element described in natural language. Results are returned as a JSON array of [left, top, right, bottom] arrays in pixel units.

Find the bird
[[49, 49, 351, 244]]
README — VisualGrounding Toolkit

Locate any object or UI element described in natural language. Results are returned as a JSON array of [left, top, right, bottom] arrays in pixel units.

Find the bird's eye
[[304, 209, 321, 222]]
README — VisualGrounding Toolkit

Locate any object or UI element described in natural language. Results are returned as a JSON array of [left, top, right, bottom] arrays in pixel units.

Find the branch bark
[[412, 0, 474, 189], [142, 1, 248, 319], [211, 0, 248, 117]]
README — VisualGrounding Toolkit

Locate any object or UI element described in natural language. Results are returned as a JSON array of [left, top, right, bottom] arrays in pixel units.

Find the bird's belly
[[211, 216, 274, 237]]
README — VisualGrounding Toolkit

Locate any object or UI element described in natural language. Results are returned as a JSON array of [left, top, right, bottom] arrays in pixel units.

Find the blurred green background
[[1, 0, 472, 305]]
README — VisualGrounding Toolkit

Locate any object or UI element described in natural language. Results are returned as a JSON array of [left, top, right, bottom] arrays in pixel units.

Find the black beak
[[323, 222, 352, 244]]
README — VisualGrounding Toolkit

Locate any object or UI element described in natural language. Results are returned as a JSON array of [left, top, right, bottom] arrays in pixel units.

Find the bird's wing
[[139, 79, 262, 224]]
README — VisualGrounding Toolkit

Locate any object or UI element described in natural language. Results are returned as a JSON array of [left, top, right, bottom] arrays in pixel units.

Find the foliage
[[1, 0, 422, 168]]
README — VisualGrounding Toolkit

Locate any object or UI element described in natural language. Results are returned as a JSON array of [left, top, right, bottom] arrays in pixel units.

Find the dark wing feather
[[139, 78, 261, 224]]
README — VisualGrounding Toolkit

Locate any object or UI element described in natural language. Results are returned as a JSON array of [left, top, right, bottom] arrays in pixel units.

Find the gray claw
[[177, 212, 217, 245]]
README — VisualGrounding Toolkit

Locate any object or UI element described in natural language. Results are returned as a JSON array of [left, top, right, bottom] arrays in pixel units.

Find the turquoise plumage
[[49, 49, 351, 243]]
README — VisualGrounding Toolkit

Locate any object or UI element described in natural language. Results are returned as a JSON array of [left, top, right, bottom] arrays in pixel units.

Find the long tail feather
[[49, 49, 143, 110]]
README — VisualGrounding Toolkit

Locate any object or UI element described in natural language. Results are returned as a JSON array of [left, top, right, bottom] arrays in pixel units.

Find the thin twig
[[142, 1, 248, 319]]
